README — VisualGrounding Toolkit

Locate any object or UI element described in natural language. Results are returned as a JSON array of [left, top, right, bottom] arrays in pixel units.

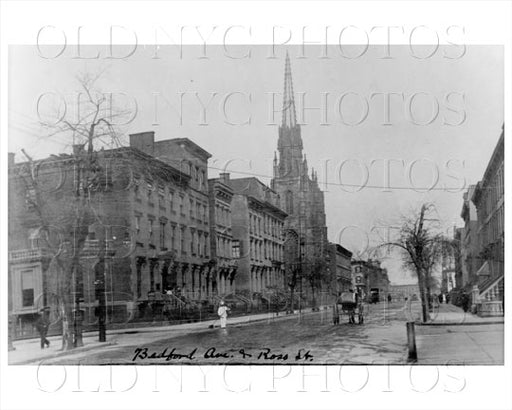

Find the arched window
[[285, 191, 294, 214]]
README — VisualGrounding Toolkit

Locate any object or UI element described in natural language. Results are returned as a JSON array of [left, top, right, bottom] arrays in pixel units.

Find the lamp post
[[95, 275, 106, 342], [73, 264, 84, 348]]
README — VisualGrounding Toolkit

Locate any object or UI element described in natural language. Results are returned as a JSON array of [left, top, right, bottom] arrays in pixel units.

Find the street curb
[[416, 320, 504, 327], [10, 341, 118, 366]]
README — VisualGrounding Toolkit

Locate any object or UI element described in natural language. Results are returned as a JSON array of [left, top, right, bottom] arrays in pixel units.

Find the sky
[[8, 45, 504, 285]]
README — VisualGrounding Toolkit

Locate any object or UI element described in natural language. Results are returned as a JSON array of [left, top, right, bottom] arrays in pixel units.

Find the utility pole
[[95, 247, 107, 342]]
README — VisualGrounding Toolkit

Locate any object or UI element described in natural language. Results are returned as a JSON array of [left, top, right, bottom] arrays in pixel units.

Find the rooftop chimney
[[8, 152, 15, 167], [129, 131, 155, 156], [219, 173, 230, 184]]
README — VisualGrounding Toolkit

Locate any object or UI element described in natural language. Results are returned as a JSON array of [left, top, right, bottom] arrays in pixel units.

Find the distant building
[[471, 125, 504, 316], [351, 259, 390, 301], [327, 243, 353, 294], [454, 227, 464, 289], [388, 284, 421, 301], [441, 227, 460, 294]]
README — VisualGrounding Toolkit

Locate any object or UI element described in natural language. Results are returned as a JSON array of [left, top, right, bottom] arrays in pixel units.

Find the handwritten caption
[[132, 347, 314, 362]]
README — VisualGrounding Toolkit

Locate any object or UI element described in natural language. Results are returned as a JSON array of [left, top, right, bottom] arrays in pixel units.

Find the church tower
[[271, 52, 329, 286], [277, 52, 304, 178]]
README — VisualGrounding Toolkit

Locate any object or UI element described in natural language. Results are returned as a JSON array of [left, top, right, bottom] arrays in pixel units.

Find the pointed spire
[[282, 51, 297, 128]]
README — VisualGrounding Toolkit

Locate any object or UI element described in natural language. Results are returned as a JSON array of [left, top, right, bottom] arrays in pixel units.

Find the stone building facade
[[327, 243, 353, 294], [207, 173, 237, 297], [470, 125, 504, 316], [128, 132, 213, 302], [460, 185, 480, 287], [228, 177, 287, 302], [8, 132, 223, 333]]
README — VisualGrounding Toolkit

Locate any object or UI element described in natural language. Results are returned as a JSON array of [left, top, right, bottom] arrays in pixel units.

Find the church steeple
[[282, 51, 297, 128], [277, 51, 304, 178]]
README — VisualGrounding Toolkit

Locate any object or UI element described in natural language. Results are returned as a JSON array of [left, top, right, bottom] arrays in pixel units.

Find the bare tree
[[16, 71, 131, 350], [381, 204, 446, 323]]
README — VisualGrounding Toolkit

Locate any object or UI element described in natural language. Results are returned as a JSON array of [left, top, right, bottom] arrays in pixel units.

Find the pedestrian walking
[[35, 310, 50, 349], [217, 300, 230, 329]]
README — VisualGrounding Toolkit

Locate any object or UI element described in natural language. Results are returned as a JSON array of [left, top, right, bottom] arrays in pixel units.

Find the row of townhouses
[[455, 125, 504, 316]]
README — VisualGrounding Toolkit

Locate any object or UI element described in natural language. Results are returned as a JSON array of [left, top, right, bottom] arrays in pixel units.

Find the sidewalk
[[413, 304, 504, 365], [8, 307, 324, 365], [423, 303, 504, 326]]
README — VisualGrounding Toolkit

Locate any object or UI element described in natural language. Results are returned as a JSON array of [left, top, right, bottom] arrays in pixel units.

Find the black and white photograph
[[0, 1, 511, 410]]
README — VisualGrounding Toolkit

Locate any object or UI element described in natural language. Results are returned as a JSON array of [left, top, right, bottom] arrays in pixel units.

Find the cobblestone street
[[39, 302, 411, 365]]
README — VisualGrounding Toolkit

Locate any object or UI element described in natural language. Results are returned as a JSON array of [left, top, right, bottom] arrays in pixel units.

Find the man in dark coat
[[35, 310, 50, 349]]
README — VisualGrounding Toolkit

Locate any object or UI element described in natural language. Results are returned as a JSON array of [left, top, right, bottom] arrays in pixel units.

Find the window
[[179, 195, 184, 215], [189, 199, 194, 218], [135, 215, 141, 234], [160, 222, 166, 248], [232, 240, 240, 258], [21, 270, 35, 307], [180, 228, 185, 253], [171, 225, 176, 250], [148, 219, 154, 242], [158, 186, 165, 207], [169, 192, 174, 211], [182, 161, 190, 175], [198, 169, 204, 189]]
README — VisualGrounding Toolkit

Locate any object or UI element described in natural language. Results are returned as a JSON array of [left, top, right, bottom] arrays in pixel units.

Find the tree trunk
[[417, 270, 430, 323], [310, 282, 317, 310], [60, 302, 73, 350]]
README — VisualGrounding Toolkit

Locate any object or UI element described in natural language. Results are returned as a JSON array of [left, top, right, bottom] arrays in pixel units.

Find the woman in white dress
[[217, 300, 230, 329]]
